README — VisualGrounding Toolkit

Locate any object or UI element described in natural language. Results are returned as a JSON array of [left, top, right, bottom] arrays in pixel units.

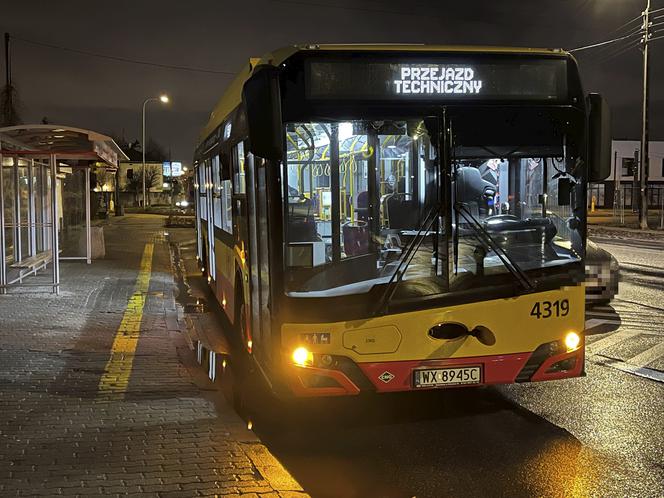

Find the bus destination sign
[[305, 58, 567, 101], [394, 65, 482, 95]]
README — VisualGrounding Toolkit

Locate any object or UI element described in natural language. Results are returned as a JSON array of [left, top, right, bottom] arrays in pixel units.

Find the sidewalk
[[587, 208, 664, 241], [589, 224, 664, 241], [0, 214, 306, 497]]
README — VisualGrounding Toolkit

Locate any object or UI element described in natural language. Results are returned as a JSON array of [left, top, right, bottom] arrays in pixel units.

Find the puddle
[[184, 299, 208, 313], [169, 239, 206, 314]]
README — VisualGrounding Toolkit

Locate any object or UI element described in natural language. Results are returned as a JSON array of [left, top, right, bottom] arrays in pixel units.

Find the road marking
[[585, 329, 637, 355], [585, 311, 620, 318], [98, 242, 154, 397], [585, 318, 620, 330], [625, 341, 664, 368], [589, 305, 614, 312], [595, 357, 664, 383]]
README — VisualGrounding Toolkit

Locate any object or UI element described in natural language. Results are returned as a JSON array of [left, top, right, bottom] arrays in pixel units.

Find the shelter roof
[[0, 124, 128, 168]]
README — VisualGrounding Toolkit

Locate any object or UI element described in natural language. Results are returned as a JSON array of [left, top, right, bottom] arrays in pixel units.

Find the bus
[[193, 45, 610, 397]]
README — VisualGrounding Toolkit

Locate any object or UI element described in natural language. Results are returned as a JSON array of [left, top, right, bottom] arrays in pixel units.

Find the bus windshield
[[282, 117, 583, 298]]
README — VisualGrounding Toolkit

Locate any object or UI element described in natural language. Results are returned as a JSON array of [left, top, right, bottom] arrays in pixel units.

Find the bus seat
[[343, 222, 369, 256], [387, 194, 418, 229], [288, 197, 318, 242], [355, 191, 369, 221], [455, 166, 496, 217]]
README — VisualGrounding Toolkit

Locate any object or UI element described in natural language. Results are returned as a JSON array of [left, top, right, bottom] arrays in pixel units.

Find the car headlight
[[609, 257, 619, 272]]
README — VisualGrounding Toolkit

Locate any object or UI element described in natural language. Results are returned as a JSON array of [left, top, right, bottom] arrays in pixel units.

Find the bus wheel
[[239, 302, 249, 351], [231, 292, 252, 408]]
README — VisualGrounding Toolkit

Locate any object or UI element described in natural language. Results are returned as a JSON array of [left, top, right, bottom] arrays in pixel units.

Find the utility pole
[[639, 0, 652, 229], [4, 33, 10, 90]]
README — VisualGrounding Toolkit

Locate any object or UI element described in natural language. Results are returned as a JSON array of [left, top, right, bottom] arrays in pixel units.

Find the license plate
[[413, 365, 482, 388]]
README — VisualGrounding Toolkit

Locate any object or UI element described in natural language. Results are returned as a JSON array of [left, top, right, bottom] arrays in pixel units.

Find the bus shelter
[[0, 125, 127, 294]]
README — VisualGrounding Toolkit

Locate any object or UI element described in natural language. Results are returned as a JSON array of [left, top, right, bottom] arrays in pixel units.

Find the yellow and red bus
[[194, 45, 610, 397]]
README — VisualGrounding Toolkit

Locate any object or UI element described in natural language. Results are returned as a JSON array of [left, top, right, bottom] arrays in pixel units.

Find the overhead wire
[[572, 27, 642, 62], [12, 35, 235, 76], [567, 8, 655, 61], [571, 4, 664, 56], [568, 29, 641, 52], [593, 40, 642, 65], [606, 13, 643, 36], [583, 15, 664, 66]]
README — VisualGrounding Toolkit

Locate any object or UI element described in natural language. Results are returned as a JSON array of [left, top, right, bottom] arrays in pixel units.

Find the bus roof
[[199, 44, 569, 143]]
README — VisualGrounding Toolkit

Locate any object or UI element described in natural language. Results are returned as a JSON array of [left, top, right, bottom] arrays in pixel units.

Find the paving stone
[[0, 215, 306, 498]]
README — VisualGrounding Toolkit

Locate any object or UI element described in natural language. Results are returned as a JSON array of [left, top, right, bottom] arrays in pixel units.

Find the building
[[117, 161, 165, 207], [589, 140, 664, 209]]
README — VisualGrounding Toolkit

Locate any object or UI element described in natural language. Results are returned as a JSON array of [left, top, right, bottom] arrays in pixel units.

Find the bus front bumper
[[286, 346, 584, 397]]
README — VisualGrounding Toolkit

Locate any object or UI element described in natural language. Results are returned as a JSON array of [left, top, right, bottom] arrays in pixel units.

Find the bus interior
[[283, 110, 584, 299]]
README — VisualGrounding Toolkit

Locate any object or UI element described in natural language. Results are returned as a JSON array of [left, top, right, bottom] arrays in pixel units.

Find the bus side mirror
[[588, 93, 611, 182], [242, 65, 283, 161], [557, 178, 572, 206]]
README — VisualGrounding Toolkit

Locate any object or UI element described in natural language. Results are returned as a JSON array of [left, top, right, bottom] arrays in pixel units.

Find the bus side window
[[233, 142, 246, 194], [212, 155, 223, 229]]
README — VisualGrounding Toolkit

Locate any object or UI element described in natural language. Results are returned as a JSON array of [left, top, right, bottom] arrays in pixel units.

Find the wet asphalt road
[[220, 234, 664, 498]]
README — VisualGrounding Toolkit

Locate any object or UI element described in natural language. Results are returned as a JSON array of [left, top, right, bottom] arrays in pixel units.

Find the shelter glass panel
[[2, 160, 15, 265], [33, 162, 45, 253], [18, 163, 30, 261], [60, 169, 87, 258]]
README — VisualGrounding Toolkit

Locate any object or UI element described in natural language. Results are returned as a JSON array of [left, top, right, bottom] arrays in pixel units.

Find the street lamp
[[142, 94, 169, 208]]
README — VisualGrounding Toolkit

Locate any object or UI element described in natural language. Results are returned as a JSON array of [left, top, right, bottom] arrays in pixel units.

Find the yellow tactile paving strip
[[98, 242, 154, 397]]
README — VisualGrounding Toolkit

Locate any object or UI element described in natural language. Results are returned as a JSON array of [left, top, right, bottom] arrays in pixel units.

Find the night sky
[[2, 0, 663, 163]]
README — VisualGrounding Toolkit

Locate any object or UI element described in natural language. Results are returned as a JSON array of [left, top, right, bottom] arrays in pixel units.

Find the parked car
[[585, 239, 620, 305]]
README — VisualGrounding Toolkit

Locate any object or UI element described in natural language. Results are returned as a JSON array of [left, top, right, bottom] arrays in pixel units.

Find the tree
[[144, 165, 161, 206], [111, 136, 166, 163], [124, 165, 161, 207], [95, 169, 115, 191], [0, 83, 21, 127], [145, 138, 167, 162]]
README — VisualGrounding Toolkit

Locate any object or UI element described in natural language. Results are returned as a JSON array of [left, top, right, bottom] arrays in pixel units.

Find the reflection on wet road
[[233, 378, 653, 498], [182, 233, 664, 498]]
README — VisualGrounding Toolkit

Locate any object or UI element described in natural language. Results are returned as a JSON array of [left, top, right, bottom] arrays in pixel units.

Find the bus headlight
[[292, 347, 313, 367], [564, 332, 581, 352]]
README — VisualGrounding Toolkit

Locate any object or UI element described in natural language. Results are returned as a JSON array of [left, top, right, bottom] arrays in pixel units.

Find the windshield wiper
[[373, 206, 439, 316], [455, 203, 535, 292]]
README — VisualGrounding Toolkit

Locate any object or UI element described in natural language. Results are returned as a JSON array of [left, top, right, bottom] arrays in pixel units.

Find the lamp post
[[142, 94, 169, 208]]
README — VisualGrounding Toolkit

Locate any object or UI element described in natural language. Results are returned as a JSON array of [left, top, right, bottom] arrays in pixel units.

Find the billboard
[[163, 161, 183, 177]]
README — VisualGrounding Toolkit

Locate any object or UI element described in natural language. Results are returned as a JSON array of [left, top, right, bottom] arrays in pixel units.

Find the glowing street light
[[142, 94, 170, 208]]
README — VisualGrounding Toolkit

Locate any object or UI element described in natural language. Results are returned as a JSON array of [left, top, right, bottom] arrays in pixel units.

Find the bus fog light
[[320, 354, 333, 368], [565, 332, 581, 351], [292, 347, 313, 367]]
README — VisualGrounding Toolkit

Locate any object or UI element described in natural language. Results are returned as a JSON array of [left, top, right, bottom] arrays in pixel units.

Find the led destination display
[[394, 66, 483, 95], [306, 57, 567, 101]]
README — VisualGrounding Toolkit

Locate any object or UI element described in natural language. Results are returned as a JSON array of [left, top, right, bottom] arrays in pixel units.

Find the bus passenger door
[[195, 165, 203, 262], [205, 158, 216, 279], [246, 153, 271, 363]]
